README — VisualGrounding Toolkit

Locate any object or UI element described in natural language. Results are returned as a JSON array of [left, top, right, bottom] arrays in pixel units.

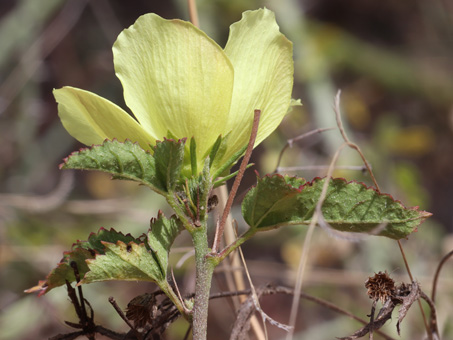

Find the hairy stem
[[191, 225, 215, 340]]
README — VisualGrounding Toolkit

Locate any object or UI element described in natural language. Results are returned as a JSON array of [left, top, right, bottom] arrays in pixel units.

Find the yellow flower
[[54, 8, 297, 177]]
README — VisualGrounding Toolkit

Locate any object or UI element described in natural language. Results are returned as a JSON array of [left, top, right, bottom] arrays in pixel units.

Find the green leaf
[[212, 143, 248, 179], [153, 138, 186, 192], [81, 240, 165, 284], [25, 229, 139, 295], [61, 139, 187, 194], [242, 175, 431, 239], [76, 228, 141, 255], [207, 135, 223, 167], [61, 139, 167, 193], [147, 212, 185, 278], [26, 215, 184, 295], [190, 137, 197, 176], [82, 214, 183, 285]]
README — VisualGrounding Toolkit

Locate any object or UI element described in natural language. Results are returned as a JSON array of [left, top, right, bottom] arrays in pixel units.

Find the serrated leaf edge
[[81, 239, 164, 285], [246, 174, 431, 235], [251, 173, 430, 217]]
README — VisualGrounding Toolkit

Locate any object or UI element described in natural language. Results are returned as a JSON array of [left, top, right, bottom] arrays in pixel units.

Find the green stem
[[159, 280, 190, 320], [214, 228, 256, 265], [166, 192, 196, 233], [191, 225, 215, 340]]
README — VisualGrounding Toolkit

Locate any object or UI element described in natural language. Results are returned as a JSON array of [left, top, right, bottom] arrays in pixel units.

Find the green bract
[[54, 9, 296, 177]]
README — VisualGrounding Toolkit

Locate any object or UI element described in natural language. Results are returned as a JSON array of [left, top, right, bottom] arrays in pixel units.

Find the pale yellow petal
[[223, 8, 294, 160], [54, 87, 155, 150], [113, 14, 234, 163]]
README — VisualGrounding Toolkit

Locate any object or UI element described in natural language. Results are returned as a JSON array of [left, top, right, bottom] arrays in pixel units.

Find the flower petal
[[54, 87, 155, 150], [223, 8, 294, 159], [113, 14, 234, 160]]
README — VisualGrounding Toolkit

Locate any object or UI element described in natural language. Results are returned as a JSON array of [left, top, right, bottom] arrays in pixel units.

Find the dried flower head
[[365, 271, 396, 303]]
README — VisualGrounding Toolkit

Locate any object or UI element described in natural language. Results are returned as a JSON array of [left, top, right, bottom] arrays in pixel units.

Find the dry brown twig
[[212, 109, 261, 254], [273, 127, 335, 173], [214, 186, 267, 340], [187, 0, 200, 28]]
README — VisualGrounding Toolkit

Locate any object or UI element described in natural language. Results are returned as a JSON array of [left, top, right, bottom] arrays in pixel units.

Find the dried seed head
[[365, 271, 395, 303]]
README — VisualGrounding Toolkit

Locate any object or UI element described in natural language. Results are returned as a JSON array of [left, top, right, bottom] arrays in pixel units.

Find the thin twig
[[369, 300, 377, 340], [397, 240, 431, 338], [108, 296, 141, 339], [65, 280, 83, 322], [332, 90, 379, 191], [214, 186, 241, 309], [236, 237, 291, 338], [187, 0, 199, 28], [420, 291, 440, 338], [215, 186, 266, 340], [70, 263, 87, 323], [431, 249, 453, 303], [94, 325, 126, 340], [50, 330, 85, 340], [273, 127, 335, 173], [286, 138, 349, 340], [397, 241, 414, 283], [50, 326, 125, 340], [277, 165, 368, 173], [238, 256, 269, 339], [212, 110, 261, 253], [183, 325, 193, 340], [171, 267, 190, 314], [285, 216, 317, 340]]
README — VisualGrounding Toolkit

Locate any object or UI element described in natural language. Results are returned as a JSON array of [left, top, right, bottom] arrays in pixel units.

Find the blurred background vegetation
[[0, 0, 452, 339]]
